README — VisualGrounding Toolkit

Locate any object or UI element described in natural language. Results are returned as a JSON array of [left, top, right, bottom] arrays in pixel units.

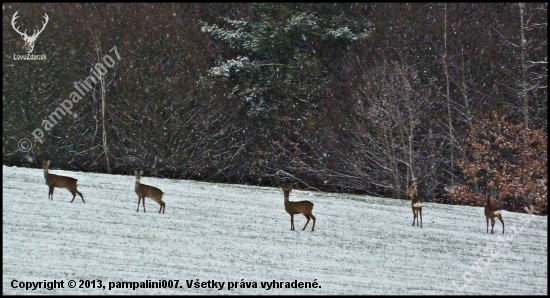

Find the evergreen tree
[[199, 3, 373, 183]]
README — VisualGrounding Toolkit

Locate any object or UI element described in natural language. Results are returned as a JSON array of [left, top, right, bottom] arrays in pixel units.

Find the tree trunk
[[518, 2, 528, 129]]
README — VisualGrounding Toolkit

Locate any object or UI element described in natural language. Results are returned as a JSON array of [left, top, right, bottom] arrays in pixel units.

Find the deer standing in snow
[[409, 181, 422, 228], [282, 186, 316, 231], [135, 170, 165, 214], [484, 195, 504, 234], [43, 160, 85, 203]]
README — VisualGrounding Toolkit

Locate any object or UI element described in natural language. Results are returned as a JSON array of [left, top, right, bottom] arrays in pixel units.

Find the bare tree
[[442, 3, 454, 185], [340, 59, 431, 199], [91, 32, 111, 174]]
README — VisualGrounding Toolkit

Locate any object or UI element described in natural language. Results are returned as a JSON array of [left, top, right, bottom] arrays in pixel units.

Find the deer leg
[[70, 191, 76, 203], [76, 190, 85, 203], [486, 217, 489, 233], [290, 214, 294, 230], [136, 197, 141, 212], [310, 214, 316, 231], [49, 186, 54, 200], [490, 218, 495, 234], [412, 209, 417, 226], [497, 215, 504, 234], [143, 199, 146, 212], [302, 214, 311, 230], [418, 208, 422, 229]]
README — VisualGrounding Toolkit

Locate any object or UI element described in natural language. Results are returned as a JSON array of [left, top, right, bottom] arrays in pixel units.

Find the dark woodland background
[[2, 3, 547, 214]]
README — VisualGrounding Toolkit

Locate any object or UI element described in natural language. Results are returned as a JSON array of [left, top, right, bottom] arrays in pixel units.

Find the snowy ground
[[2, 165, 547, 294]]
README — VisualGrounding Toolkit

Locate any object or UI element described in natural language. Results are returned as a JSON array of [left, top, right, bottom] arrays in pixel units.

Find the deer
[[282, 186, 316, 231], [409, 181, 422, 228], [134, 170, 165, 214], [11, 11, 49, 54], [43, 160, 85, 203], [484, 194, 504, 234]]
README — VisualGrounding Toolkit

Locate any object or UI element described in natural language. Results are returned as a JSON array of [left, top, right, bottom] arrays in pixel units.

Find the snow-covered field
[[2, 165, 547, 294]]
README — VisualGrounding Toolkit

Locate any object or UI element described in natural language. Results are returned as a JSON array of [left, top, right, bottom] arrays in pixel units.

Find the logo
[[11, 10, 48, 54]]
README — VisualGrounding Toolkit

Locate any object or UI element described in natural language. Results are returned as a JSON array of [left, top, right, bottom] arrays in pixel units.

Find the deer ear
[[140, 170, 144, 175], [47, 160, 51, 166], [134, 170, 137, 175]]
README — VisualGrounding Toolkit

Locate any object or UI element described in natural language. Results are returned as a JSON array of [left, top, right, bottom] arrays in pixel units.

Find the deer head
[[409, 181, 418, 198], [11, 11, 49, 54], [484, 195, 491, 207], [282, 185, 292, 196]]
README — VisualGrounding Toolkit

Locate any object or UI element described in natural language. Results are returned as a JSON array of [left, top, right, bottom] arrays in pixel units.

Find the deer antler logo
[[11, 11, 49, 54]]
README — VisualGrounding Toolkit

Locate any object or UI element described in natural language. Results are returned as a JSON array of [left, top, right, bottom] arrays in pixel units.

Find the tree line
[[2, 3, 547, 214]]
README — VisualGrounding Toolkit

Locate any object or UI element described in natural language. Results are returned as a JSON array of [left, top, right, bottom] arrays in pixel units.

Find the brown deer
[[135, 170, 165, 214], [282, 186, 316, 231], [409, 182, 422, 228], [43, 160, 85, 203], [484, 195, 504, 234]]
